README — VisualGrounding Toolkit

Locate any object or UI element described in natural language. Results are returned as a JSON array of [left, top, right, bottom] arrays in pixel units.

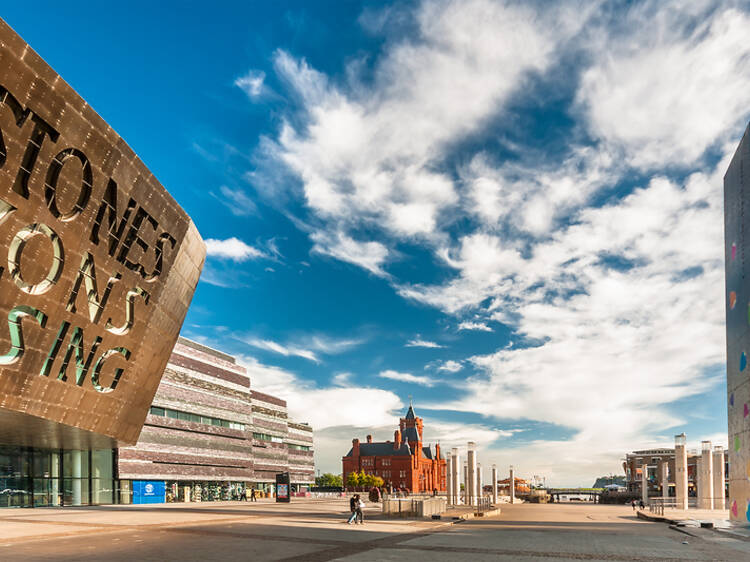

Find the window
[[362, 458, 373, 466], [382, 458, 391, 466], [288, 444, 311, 451], [399, 470, 406, 478], [253, 432, 284, 443], [149, 407, 244, 431]]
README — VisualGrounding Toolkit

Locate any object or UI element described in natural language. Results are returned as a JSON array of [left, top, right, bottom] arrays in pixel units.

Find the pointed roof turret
[[405, 402, 416, 420]]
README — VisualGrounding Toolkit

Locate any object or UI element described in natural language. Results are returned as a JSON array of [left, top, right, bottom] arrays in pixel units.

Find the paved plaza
[[2, 498, 750, 561]]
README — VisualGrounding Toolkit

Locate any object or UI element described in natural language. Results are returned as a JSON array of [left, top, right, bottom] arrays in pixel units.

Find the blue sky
[[6, 0, 748, 485]]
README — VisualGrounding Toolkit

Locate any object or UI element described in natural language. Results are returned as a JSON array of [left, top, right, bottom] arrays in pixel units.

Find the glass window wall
[[0, 446, 115, 508]]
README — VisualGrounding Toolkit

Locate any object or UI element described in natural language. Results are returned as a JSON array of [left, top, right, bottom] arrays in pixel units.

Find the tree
[[315, 473, 343, 487], [360, 473, 374, 488], [346, 471, 361, 488], [371, 475, 385, 488]]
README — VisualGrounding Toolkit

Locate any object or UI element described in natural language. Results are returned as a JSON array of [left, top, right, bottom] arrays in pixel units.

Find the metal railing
[[648, 497, 674, 515], [648, 497, 699, 515], [476, 496, 492, 514]]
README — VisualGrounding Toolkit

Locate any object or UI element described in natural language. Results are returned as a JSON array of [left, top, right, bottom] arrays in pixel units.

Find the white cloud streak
[[405, 338, 444, 349], [235, 70, 266, 99], [205, 237, 264, 261], [458, 321, 493, 332], [378, 369, 436, 387], [436, 360, 462, 373]]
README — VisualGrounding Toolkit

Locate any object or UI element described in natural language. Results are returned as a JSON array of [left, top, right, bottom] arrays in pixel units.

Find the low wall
[[382, 497, 446, 518]]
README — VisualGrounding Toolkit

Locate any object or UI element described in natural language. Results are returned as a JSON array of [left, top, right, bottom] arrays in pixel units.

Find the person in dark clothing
[[240, 488, 247, 501], [631, 499, 636, 511], [347, 494, 359, 524], [250, 489, 257, 502], [639, 499, 645, 510]]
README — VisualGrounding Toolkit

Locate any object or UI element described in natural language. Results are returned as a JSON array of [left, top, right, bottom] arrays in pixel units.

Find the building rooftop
[[177, 337, 237, 364], [346, 442, 413, 457]]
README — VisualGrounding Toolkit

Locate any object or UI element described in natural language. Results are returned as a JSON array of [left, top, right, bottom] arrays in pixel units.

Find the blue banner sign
[[133, 480, 166, 504]]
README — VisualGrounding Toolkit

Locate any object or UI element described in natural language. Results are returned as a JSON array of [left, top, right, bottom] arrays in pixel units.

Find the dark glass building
[[0, 447, 115, 507]]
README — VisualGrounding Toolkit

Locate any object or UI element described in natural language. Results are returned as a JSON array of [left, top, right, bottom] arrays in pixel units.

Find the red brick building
[[342, 405, 446, 492]]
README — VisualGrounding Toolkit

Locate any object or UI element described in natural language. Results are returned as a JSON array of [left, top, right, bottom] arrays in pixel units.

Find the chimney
[[436, 443, 441, 459], [352, 438, 360, 459], [394, 429, 401, 450], [366, 435, 373, 443]]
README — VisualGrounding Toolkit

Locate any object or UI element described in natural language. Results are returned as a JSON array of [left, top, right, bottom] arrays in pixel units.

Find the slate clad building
[[724, 122, 750, 522], [117, 338, 314, 503], [0, 19, 205, 506], [342, 404, 446, 492]]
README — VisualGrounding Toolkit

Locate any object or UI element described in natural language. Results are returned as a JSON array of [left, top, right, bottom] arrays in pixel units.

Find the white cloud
[[378, 369, 436, 387], [235, 70, 266, 99], [244, 338, 320, 363], [236, 355, 403, 431], [416, 152, 731, 485], [251, 0, 588, 276], [462, 146, 619, 236], [215, 186, 258, 216], [405, 338, 444, 349], [436, 360, 462, 373], [310, 230, 389, 277], [577, 2, 750, 169], [239, 333, 364, 364], [232, 1, 750, 485], [304, 335, 365, 354], [458, 321, 493, 332], [331, 372, 353, 387], [205, 237, 264, 261]]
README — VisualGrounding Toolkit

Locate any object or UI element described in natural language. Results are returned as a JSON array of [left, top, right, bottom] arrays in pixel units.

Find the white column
[[510, 465, 515, 504], [713, 446, 725, 510], [492, 464, 498, 504], [446, 456, 453, 505], [467, 442, 477, 506], [700, 441, 713, 510], [451, 448, 460, 505], [71, 450, 83, 506], [675, 433, 688, 510], [659, 460, 669, 499], [641, 462, 648, 505]]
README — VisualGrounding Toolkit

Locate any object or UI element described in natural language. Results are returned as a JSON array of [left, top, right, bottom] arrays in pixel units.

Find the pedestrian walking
[[356, 496, 365, 524], [240, 488, 247, 501], [631, 499, 636, 511], [639, 499, 645, 510], [347, 494, 359, 524], [250, 489, 257, 502]]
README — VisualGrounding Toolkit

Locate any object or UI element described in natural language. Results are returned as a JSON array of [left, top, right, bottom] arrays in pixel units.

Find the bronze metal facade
[[0, 18, 205, 450]]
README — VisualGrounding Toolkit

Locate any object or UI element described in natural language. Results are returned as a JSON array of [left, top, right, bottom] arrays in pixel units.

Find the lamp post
[[451, 447, 460, 505], [492, 464, 498, 504], [510, 464, 515, 504]]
